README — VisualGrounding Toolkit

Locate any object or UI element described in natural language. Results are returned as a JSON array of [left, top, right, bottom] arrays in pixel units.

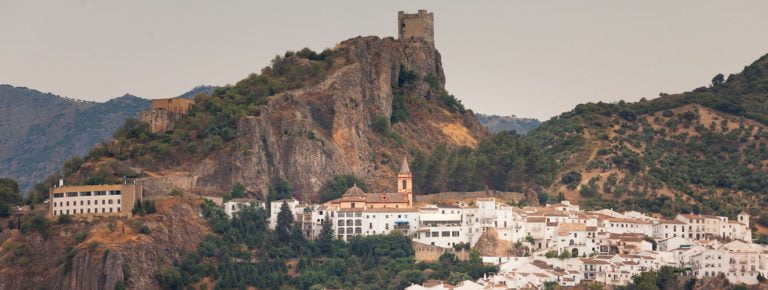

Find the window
[[87, 200, 90, 205], [80, 192, 92, 196], [452, 231, 459, 237], [110, 190, 121, 195], [351, 203, 356, 208], [442, 231, 450, 237], [53, 193, 64, 198], [66, 192, 77, 197], [338, 220, 344, 226], [402, 180, 407, 189], [95, 191, 106, 196], [108, 200, 113, 205]]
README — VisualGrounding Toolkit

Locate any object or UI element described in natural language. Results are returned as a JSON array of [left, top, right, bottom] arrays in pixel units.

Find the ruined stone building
[[398, 10, 434, 45], [138, 98, 194, 133]]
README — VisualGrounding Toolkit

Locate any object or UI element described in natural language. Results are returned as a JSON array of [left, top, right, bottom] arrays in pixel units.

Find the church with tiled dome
[[323, 157, 414, 210]]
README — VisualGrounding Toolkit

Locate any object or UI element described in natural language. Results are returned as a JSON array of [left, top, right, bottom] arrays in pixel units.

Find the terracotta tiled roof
[[527, 217, 546, 223], [657, 219, 686, 224]]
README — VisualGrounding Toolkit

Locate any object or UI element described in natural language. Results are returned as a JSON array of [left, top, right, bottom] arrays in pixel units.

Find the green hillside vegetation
[[0, 178, 23, 217], [529, 52, 768, 220], [409, 132, 557, 194]]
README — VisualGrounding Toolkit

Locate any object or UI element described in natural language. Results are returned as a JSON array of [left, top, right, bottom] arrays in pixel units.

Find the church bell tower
[[397, 156, 413, 207]]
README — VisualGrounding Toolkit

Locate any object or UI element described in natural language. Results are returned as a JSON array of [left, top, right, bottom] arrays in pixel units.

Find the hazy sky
[[2, 1, 768, 120]]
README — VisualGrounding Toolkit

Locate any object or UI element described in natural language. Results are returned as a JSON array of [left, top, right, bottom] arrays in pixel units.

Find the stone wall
[[413, 241, 468, 262], [138, 110, 183, 133], [150, 98, 194, 114]]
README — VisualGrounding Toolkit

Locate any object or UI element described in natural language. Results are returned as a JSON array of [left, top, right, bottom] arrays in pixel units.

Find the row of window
[[337, 227, 363, 234], [53, 190, 121, 198], [337, 219, 363, 226], [53, 207, 121, 215], [424, 231, 460, 237], [53, 199, 120, 207], [336, 212, 363, 218]]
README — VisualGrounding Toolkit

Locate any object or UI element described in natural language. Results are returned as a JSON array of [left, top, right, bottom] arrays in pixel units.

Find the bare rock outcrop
[[0, 197, 210, 290], [152, 36, 486, 199]]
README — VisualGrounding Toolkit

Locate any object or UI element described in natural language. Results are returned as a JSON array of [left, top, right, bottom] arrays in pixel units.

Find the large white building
[[49, 181, 141, 218]]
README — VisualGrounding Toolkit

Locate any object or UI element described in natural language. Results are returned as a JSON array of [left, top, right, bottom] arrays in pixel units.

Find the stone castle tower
[[138, 98, 194, 133], [398, 10, 434, 45]]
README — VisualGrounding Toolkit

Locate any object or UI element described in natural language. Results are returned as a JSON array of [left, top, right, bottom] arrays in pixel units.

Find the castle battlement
[[398, 10, 434, 45]]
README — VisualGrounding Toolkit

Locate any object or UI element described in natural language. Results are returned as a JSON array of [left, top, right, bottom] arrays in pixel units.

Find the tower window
[[402, 180, 407, 189]]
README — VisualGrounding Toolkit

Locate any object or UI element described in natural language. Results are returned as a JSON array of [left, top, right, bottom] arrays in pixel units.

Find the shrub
[[22, 215, 50, 238], [397, 65, 419, 87], [132, 200, 156, 216], [156, 266, 185, 290], [439, 93, 465, 113], [560, 171, 582, 190], [230, 183, 246, 199], [170, 187, 184, 197], [138, 224, 151, 235], [390, 89, 409, 123], [423, 73, 441, 89], [372, 116, 390, 135], [58, 214, 73, 224], [74, 232, 88, 244]]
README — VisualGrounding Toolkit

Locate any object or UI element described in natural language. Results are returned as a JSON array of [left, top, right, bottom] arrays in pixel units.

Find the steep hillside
[[0, 86, 149, 193], [529, 53, 768, 218], [54, 37, 488, 201], [0, 196, 210, 290], [477, 114, 540, 134]]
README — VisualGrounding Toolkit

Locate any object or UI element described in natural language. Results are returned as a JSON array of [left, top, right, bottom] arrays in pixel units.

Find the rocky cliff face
[[0, 197, 210, 290], [142, 37, 487, 200]]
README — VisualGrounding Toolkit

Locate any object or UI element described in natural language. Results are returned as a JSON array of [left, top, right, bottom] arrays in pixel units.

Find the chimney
[[58, 179, 64, 187]]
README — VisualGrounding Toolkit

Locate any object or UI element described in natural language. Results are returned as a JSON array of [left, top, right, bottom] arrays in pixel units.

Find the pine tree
[[318, 215, 334, 254], [276, 201, 293, 242]]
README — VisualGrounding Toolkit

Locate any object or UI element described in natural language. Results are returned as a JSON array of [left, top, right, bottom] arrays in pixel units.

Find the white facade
[[223, 199, 265, 218]]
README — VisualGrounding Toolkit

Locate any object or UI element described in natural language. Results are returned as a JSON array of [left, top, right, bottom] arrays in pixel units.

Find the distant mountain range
[[0, 85, 214, 193], [477, 114, 541, 134]]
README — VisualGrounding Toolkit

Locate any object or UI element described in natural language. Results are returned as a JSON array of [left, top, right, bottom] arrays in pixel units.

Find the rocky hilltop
[[62, 36, 486, 201]]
